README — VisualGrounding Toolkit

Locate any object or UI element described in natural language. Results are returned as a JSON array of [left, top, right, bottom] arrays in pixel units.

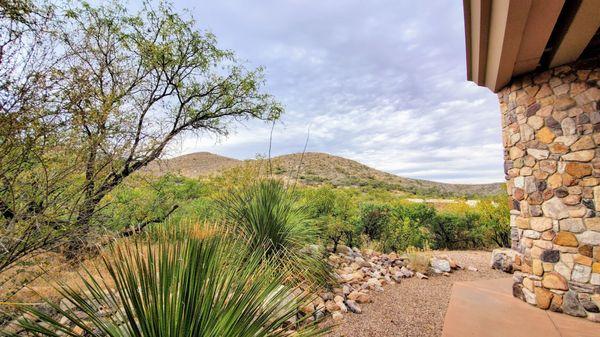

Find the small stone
[[516, 217, 530, 229], [571, 135, 595, 151], [540, 250, 560, 263], [555, 97, 576, 111], [523, 287, 537, 305], [534, 287, 553, 310], [530, 217, 553, 231], [565, 162, 592, 178], [332, 311, 343, 321], [542, 198, 569, 219], [572, 264, 592, 283], [348, 291, 371, 304], [542, 272, 569, 290], [530, 206, 543, 217], [430, 258, 451, 273], [579, 245, 593, 257], [563, 150, 595, 162], [555, 262, 572, 280], [527, 116, 544, 130], [562, 194, 581, 206], [527, 149, 549, 160], [574, 254, 593, 266], [577, 231, 600, 245], [547, 173, 562, 189], [532, 259, 543, 276], [524, 230, 541, 239], [582, 300, 600, 313], [563, 291, 586, 317], [559, 218, 585, 233], [541, 230, 556, 240], [550, 294, 563, 312], [510, 147, 525, 160], [549, 142, 569, 154], [553, 231, 579, 247], [537, 127, 556, 144], [345, 300, 362, 314], [416, 272, 428, 280]]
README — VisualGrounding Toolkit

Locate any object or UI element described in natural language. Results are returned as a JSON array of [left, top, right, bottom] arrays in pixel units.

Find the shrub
[[3, 226, 326, 337], [359, 203, 390, 240], [218, 179, 332, 287]]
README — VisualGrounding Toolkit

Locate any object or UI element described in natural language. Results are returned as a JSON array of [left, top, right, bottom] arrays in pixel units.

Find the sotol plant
[[2, 226, 326, 337], [218, 179, 333, 288]]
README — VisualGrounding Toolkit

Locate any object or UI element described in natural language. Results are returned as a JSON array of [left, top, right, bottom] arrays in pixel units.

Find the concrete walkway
[[442, 278, 599, 337]]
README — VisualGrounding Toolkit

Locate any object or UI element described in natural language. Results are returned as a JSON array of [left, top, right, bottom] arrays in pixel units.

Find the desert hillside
[[144, 152, 504, 197]]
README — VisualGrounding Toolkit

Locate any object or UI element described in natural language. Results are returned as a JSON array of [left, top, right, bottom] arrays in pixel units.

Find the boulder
[[491, 248, 518, 273]]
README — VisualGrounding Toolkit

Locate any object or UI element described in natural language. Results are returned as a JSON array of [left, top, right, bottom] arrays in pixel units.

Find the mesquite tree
[[0, 0, 282, 268]]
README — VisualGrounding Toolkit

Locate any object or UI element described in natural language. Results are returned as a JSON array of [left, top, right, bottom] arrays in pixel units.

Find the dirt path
[[326, 250, 507, 337]]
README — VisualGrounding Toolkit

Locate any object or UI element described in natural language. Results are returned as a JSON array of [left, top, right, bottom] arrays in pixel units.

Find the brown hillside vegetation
[[144, 152, 242, 177], [144, 152, 504, 197]]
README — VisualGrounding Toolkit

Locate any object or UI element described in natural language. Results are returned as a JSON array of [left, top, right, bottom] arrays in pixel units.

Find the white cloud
[[171, 0, 504, 184]]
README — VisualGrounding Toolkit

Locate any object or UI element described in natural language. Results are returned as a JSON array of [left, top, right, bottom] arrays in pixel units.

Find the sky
[[169, 0, 504, 184]]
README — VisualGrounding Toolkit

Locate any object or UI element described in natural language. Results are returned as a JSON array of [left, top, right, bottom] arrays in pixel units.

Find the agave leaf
[[2, 225, 329, 337]]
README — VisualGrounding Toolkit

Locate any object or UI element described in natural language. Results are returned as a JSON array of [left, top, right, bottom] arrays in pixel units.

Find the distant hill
[[144, 152, 504, 198], [144, 152, 241, 177]]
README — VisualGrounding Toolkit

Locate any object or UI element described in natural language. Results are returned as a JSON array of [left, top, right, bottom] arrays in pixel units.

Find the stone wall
[[498, 57, 600, 321]]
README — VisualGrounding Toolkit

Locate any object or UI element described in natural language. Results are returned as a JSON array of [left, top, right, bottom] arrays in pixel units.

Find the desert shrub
[[376, 203, 432, 252], [3, 225, 326, 337], [104, 175, 212, 231], [218, 179, 332, 287], [475, 196, 511, 247], [301, 186, 359, 251], [427, 210, 487, 249], [359, 203, 390, 240]]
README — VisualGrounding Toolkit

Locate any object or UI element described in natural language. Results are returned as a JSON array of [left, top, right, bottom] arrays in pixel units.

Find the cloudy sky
[[170, 0, 504, 184]]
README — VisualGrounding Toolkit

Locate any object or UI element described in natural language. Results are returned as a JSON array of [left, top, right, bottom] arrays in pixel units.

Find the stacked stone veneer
[[499, 58, 600, 321]]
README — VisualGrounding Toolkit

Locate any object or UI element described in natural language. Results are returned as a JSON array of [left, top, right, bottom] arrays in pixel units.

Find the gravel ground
[[325, 250, 507, 337]]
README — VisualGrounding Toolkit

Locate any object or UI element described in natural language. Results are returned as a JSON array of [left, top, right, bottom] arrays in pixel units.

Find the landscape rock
[[563, 291, 586, 317], [345, 300, 362, 314], [430, 258, 451, 273]]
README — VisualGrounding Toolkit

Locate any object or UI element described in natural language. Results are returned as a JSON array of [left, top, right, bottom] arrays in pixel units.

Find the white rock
[[571, 264, 591, 283], [431, 258, 451, 273], [527, 149, 549, 160], [577, 231, 600, 245]]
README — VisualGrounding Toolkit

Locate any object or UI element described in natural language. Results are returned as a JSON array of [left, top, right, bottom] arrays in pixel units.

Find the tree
[[0, 0, 281, 268]]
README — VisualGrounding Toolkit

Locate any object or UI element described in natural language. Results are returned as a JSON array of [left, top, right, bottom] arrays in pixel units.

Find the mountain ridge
[[144, 152, 504, 197]]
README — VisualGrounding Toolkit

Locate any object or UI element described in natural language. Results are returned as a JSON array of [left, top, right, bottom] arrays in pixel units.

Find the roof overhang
[[463, 0, 600, 92]]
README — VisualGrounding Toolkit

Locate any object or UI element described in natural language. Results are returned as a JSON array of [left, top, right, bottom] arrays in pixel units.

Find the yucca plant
[[218, 179, 333, 288], [1, 226, 327, 337]]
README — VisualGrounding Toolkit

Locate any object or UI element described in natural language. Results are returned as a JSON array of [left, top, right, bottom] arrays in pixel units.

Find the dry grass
[[406, 246, 432, 274]]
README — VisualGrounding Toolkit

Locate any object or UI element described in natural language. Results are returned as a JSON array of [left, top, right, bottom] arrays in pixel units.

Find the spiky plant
[[2, 226, 326, 337], [218, 179, 333, 288]]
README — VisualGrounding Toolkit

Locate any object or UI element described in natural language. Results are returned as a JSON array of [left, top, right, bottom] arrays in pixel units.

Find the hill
[[144, 152, 504, 198], [144, 152, 241, 177]]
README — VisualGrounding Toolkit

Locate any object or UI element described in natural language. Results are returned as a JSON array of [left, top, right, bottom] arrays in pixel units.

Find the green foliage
[[379, 203, 435, 252], [301, 186, 358, 251], [104, 175, 214, 231], [217, 179, 332, 287], [4, 226, 326, 337], [358, 203, 390, 241]]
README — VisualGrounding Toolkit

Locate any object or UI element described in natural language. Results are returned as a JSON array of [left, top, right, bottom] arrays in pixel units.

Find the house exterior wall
[[498, 57, 600, 321]]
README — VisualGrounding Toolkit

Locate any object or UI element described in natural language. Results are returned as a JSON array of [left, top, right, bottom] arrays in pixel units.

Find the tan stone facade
[[499, 57, 600, 321]]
